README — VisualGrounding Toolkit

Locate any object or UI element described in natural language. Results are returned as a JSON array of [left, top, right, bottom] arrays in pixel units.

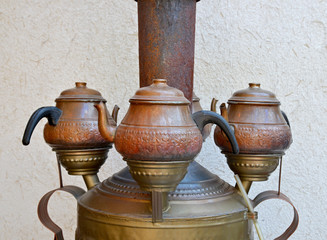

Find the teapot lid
[[130, 79, 190, 104], [56, 82, 106, 102], [228, 83, 280, 105]]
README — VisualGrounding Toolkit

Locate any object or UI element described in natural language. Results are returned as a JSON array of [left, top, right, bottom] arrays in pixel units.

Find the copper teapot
[[94, 79, 239, 221], [22, 82, 118, 189], [214, 83, 292, 189], [214, 83, 292, 154], [95, 79, 238, 191]]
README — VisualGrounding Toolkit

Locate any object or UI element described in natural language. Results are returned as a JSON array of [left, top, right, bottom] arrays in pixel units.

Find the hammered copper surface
[[97, 79, 203, 162], [23, 82, 117, 188], [44, 82, 115, 149], [214, 83, 292, 154]]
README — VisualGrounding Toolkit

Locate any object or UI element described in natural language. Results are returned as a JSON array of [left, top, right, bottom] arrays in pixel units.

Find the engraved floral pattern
[[44, 120, 110, 148], [215, 124, 292, 154], [115, 125, 202, 161]]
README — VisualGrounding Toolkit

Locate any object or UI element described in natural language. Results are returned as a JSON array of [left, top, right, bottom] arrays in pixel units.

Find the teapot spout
[[111, 105, 120, 123], [210, 98, 218, 113], [94, 102, 117, 143], [220, 103, 228, 122]]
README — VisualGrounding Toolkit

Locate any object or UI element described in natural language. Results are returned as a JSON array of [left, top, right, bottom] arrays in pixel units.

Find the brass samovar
[[22, 0, 299, 239]]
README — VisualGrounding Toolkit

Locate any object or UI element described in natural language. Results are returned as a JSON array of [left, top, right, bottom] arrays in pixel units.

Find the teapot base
[[56, 148, 110, 175], [225, 153, 281, 182]]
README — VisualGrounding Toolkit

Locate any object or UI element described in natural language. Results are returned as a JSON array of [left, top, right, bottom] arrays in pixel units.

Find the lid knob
[[75, 82, 87, 88], [130, 78, 189, 104], [228, 83, 279, 104], [152, 79, 167, 85], [249, 83, 261, 88], [56, 82, 105, 102]]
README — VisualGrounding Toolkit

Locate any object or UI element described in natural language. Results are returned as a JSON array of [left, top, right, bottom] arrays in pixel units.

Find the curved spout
[[94, 102, 117, 143], [219, 103, 228, 122], [210, 98, 218, 113], [192, 110, 239, 154], [111, 105, 120, 123]]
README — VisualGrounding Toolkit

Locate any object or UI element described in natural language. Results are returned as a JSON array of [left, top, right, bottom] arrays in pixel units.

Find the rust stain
[[138, 0, 196, 103]]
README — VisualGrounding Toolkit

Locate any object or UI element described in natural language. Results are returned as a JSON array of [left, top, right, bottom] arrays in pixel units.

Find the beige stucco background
[[1, 0, 326, 239]]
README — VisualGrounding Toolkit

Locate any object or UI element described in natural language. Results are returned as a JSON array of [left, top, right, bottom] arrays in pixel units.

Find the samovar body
[[76, 163, 252, 240], [22, 0, 299, 239]]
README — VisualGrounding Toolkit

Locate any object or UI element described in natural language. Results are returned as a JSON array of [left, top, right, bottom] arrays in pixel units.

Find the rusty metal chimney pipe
[[138, 0, 197, 104]]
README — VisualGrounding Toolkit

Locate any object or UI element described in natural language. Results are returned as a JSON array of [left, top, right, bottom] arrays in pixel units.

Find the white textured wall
[[0, 0, 326, 239]]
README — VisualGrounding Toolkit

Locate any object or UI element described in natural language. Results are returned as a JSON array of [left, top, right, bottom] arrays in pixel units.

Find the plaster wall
[[0, 0, 326, 239]]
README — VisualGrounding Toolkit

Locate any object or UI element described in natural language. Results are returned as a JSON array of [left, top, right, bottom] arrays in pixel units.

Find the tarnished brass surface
[[225, 153, 280, 182], [22, 0, 299, 236], [126, 159, 191, 192], [237, 180, 253, 194], [101, 162, 236, 201], [76, 162, 253, 240], [214, 83, 292, 154], [82, 175, 100, 189], [76, 213, 251, 240], [56, 148, 109, 176], [56, 148, 109, 189]]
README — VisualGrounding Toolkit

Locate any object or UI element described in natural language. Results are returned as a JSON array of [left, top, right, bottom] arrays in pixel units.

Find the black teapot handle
[[22, 107, 62, 145], [192, 110, 239, 154], [281, 111, 290, 128]]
